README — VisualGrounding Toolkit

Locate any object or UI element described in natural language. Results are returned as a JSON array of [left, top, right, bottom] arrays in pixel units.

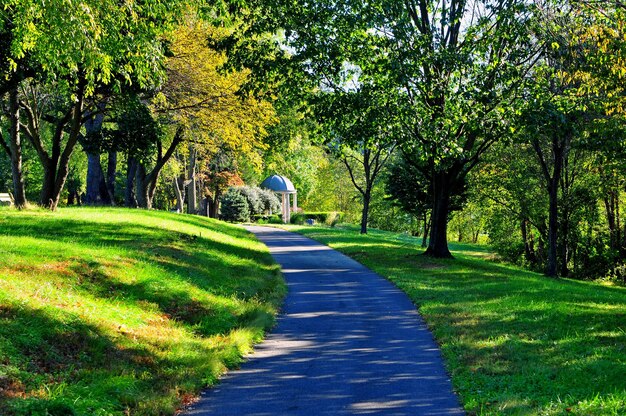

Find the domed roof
[[260, 175, 296, 193]]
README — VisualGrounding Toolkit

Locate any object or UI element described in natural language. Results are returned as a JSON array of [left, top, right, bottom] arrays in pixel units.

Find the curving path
[[185, 226, 463, 416]]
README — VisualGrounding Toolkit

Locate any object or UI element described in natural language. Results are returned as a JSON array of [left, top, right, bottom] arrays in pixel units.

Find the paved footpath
[[185, 226, 463, 416]]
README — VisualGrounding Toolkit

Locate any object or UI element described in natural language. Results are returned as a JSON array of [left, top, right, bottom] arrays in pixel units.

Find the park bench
[[0, 193, 13, 206]]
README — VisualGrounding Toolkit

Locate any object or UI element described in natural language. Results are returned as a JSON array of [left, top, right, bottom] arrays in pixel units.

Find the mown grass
[[0, 207, 285, 416], [290, 225, 626, 416]]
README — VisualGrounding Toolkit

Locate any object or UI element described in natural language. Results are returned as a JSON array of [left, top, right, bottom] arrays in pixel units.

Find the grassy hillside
[[292, 225, 626, 416], [0, 207, 284, 416]]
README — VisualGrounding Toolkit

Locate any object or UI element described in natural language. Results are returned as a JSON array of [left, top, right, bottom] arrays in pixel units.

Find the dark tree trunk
[[360, 188, 371, 234], [85, 152, 103, 204], [106, 151, 117, 205], [135, 162, 150, 209], [67, 189, 81, 205], [40, 160, 56, 208], [547, 177, 559, 277], [521, 218, 537, 265], [135, 127, 184, 210], [421, 212, 430, 248], [208, 193, 221, 218], [125, 156, 138, 207], [7, 87, 26, 208], [425, 172, 453, 258]]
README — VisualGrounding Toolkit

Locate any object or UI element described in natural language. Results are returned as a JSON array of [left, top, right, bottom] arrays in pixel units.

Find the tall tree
[[317, 86, 397, 234], [3, 0, 181, 209], [224, 0, 541, 257]]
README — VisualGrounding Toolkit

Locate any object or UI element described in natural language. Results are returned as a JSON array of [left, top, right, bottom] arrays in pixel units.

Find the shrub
[[258, 188, 281, 214], [290, 212, 306, 225], [220, 188, 250, 222], [239, 186, 264, 215]]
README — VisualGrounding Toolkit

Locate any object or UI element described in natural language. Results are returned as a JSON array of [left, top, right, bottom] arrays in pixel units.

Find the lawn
[[0, 207, 285, 416], [290, 225, 626, 416]]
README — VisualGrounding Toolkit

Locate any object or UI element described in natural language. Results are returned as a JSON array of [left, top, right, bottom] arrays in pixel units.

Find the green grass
[[289, 224, 626, 416], [0, 207, 285, 416]]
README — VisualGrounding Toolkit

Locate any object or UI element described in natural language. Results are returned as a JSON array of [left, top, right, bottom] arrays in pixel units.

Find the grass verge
[[289, 225, 626, 416], [0, 207, 285, 416]]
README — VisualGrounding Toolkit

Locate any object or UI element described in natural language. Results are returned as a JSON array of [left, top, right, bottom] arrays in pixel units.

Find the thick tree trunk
[[85, 152, 103, 204], [125, 156, 138, 207], [135, 163, 150, 209], [425, 173, 453, 258], [40, 161, 56, 208], [360, 188, 371, 234], [7, 87, 26, 208]]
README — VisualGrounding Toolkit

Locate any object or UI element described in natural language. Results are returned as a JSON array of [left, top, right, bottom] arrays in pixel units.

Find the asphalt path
[[185, 226, 464, 416]]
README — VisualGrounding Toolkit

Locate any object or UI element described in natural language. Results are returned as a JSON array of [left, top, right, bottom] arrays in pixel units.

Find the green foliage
[[238, 186, 264, 215], [220, 187, 251, 222], [292, 225, 626, 416], [257, 188, 281, 214], [0, 207, 284, 416]]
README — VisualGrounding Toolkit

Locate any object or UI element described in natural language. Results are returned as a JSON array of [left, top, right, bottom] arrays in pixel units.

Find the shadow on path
[[185, 226, 463, 415]]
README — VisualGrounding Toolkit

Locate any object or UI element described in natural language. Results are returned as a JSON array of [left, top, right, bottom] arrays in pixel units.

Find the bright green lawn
[[290, 225, 626, 416], [0, 207, 285, 416]]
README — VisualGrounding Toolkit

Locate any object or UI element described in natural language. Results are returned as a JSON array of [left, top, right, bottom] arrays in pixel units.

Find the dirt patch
[[0, 375, 26, 399]]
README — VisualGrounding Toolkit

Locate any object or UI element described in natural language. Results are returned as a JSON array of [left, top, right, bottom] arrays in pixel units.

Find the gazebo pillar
[[293, 193, 297, 211]]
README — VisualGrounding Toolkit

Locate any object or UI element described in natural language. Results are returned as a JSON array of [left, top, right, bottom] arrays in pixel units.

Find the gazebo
[[260, 174, 297, 223]]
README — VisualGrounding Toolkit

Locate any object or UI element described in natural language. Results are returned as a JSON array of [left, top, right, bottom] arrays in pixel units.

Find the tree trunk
[[135, 162, 150, 209], [422, 212, 430, 248], [125, 156, 138, 207], [546, 178, 559, 277], [47, 79, 87, 211], [85, 152, 103, 204], [7, 87, 26, 208], [521, 218, 537, 265], [40, 161, 56, 208], [173, 177, 184, 213], [208, 193, 221, 219], [425, 172, 453, 258], [187, 144, 197, 214], [360, 188, 371, 234], [106, 151, 117, 205]]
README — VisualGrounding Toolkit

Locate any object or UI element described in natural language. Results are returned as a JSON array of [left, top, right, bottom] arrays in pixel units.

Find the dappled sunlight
[[186, 227, 462, 415], [0, 209, 285, 415], [293, 226, 626, 415]]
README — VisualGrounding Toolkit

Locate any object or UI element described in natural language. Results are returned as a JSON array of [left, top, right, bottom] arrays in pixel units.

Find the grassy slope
[[291, 225, 626, 416], [0, 207, 284, 416]]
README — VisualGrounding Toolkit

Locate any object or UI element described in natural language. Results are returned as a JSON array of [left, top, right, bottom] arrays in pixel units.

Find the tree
[[3, 0, 182, 210], [152, 14, 276, 210], [224, 0, 541, 256], [317, 86, 397, 234], [220, 187, 251, 222]]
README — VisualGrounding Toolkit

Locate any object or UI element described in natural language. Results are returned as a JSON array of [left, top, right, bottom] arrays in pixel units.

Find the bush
[[258, 188, 281, 214], [252, 214, 282, 224], [239, 186, 264, 215], [220, 188, 250, 222]]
